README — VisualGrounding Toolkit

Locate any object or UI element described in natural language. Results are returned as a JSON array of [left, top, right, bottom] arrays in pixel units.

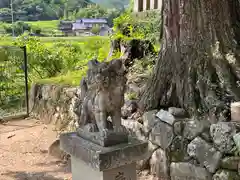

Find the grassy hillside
[[91, 0, 129, 9]]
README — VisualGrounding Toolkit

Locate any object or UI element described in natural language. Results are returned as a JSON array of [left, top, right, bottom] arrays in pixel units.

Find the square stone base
[[71, 156, 137, 180], [60, 132, 148, 171]]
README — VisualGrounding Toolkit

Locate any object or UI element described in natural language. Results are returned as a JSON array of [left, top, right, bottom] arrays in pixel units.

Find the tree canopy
[[0, 0, 128, 21]]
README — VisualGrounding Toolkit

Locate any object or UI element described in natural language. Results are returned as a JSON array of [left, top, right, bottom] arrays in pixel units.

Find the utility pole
[[10, 0, 15, 37]]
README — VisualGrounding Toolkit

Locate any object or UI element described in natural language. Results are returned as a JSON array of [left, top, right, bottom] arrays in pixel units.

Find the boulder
[[220, 157, 240, 171], [136, 141, 158, 170], [170, 136, 190, 162], [168, 107, 187, 118], [150, 148, 170, 179], [183, 119, 206, 140], [156, 109, 176, 125], [213, 169, 240, 180], [170, 162, 212, 180], [173, 120, 185, 136], [121, 119, 147, 141], [187, 137, 222, 173], [149, 121, 174, 149], [233, 133, 240, 152], [142, 110, 158, 134], [210, 122, 236, 153], [200, 131, 212, 142]]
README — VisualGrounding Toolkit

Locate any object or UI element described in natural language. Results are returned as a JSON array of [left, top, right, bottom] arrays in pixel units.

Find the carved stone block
[[71, 157, 136, 180], [77, 128, 129, 147], [60, 132, 148, 171]]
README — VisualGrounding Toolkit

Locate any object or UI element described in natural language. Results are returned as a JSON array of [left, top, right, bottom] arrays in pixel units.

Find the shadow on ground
[[2, 169, 70, 180]]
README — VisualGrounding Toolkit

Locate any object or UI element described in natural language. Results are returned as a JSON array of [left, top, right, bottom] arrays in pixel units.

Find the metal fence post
[[22, 46, 29, 116]]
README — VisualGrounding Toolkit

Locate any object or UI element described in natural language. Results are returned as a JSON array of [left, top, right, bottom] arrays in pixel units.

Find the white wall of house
[[134, 0, 162, 12]]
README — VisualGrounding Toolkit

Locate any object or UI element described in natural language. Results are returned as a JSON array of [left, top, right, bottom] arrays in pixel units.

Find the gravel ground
[[0, 118, 153, 180]]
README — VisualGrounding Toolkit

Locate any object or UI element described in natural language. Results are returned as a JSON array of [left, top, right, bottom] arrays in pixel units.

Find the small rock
[[149, 121, 174, 149], [122, 119, 147, 141], [233, 133, 240, 152], [187, 137, 222, 173], [173, 120, 185, 136], [200, 131, 212, 142], [213, 169, 240, 180], [143, 110, 158, 134], [220, 157, 240, 171], [170, 162, 212, 180], [150, 148, 170, 179], [170, 136, 190, 162], [156, 109, 176, 125], [168, 107, 187, 118], [183, 119, 206, 140], [210, 122, 236, 153]]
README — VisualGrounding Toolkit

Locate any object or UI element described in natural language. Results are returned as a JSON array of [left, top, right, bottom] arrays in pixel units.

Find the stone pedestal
[[60, 132, 148, 180]]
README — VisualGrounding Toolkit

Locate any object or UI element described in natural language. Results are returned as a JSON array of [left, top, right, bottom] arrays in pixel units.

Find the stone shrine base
[[77, 127, 129, 147], [60, 132, 148, 180], [71, 157, 136, 180]]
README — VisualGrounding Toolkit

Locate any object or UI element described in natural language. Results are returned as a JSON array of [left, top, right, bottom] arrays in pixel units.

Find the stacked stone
[[122, 105, 240, 180]]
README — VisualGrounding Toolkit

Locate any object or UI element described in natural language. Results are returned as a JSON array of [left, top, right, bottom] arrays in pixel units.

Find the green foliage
[[126, 92, 137, 100], [0, 46, 26, 115], [1, 35, 112, 82], [91, 0, 129, 9], [113, 10, 161, 43], [0, 0, 127, 22], [91, 25, 101, 35], [0, 20, 61, 36], [31, 25, 42, 34], [0, 0, 94, 22], [3, 21, 31, 36]]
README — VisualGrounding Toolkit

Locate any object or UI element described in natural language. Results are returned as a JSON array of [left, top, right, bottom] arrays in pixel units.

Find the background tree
[[140, 0, 240, 122]]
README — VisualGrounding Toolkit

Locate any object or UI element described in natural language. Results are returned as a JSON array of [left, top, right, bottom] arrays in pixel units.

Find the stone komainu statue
[[78, 59, 127, 137]]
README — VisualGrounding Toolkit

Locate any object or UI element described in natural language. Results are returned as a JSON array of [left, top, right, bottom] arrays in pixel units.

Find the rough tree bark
[[140, 0, 240, 122]]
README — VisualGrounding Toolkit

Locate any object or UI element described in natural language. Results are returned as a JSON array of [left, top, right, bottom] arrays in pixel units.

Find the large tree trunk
[[140, 0, 240, 122]]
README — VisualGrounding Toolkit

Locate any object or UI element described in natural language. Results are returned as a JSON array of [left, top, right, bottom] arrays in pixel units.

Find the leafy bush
[[113, 10, 161, 43], [91, 25, 101, 35], [3, 21, 31, 36], [31, 25, 42, 34]]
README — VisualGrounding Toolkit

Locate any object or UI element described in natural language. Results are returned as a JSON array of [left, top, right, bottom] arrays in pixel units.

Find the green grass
[[0, 35, 110, 46], [37, 68, 87, 86], [26, 20, 59, 30], [0, 20, 60, 34]]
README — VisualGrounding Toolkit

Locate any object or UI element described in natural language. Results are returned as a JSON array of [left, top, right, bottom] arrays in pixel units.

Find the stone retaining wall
[[29, 83, 79, 133], [30, 83, 240, 179], [122, 108, 240, 180]]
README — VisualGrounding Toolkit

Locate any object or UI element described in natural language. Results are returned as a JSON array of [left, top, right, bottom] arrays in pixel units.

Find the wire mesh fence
[[0, 45, 29, 118]]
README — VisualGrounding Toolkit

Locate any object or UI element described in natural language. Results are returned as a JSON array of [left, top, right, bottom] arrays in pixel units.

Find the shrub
[[31, 25, 42, 34], [91, 25, 101, 35], [3, 21, 31, 36], [113, 10, 161, 43]]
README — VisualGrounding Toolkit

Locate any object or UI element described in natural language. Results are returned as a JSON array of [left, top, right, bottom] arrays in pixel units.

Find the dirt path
[[0, 119, 71, 180], [0, 118, 152, 180]]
